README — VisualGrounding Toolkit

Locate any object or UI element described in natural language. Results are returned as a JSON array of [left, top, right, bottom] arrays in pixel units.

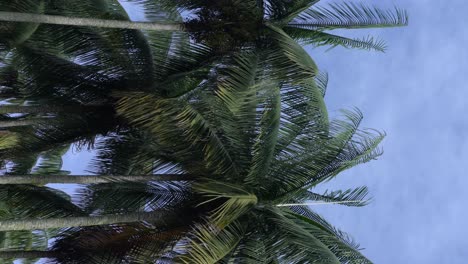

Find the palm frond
[[287, 210, 372, 263], [289, 206, 361, 250], [265, 0, 320, 23], [291, 3, 408, 30], [11, 44, 118, 103], [177, 95, 243, 177], [266, 24, 318, 81], [219, 230, 273, 263], [44, 0, 112, 17], [315, 70, 328, 97], [274, 78, 328, 158], [267, 108, 382, 201], [3, 152, 39, 175], [117, 94, 243, 178], [2, 109, 116, 163], [31, 144, 70, 175], [244, 84, 281, 186], [52, 224, 186, 264], [212, 53, 262, 171], [194, 181, 257, 228], [298, 186, 371, 207], [99, 26, 156, 90], [0, 185, 83, 219], [29, 24, 146, 87], [78, 181, 190, 214], [179, 221, 245, 264], [88, 131, 166, 175], [315, 110, 385, 184], [214, 52, 260, 107], [151, 40, 214, 97], [284, 26, 387, 52], [0, 131, 19, 150], [115, 96, 206, 175], [263, 207, 340, 263]]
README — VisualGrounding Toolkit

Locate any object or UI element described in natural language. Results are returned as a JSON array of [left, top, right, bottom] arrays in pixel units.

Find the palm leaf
[[288, 210, 372, 263], [284, 26, 387, 52], [219, 230, 272, 263], [291, 2, 408, 30], [289, 206, 361, 250], [292, 186, 371, 207], [244, 83, 281, 186], [0, 185, 83, 220], [179, 221, 245, 264], [263, 207, 340, 263], [274, 77, 329, 158], [266, 24, 318, 81], [79, 181, 189, 214], [266, 0, 320, 23], [212, 53, 262, 172], [267, 108, 382, 201], [194, 181, 257, 228], [116, 94, 243, 177], [52, 224, 186, 264], [315, 70, 328, 97], [315, 110, 385, 184], [31, 144, 70, 175], [88, 131, 164, 175], [0, 132, 19, 150]]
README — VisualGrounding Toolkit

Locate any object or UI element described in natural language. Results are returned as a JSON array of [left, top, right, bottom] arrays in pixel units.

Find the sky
[[308, 0, 468, 263], [56, 0, 468, 263]]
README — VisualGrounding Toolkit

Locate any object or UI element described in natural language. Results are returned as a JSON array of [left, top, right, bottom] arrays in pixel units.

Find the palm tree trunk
[[0, 174, 191, 185], [0, 119, 42, 128], [0, 211, 171, 231], [0, 250, 58, 259], [0, 11, 183, 31]]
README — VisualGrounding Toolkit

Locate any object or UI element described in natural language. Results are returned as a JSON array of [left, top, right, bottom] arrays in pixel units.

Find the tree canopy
[[0, 0, 407, 263]]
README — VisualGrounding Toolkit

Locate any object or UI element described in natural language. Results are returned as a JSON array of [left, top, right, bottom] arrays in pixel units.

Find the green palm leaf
[[244, 84, 281, 186], [264, 207, 341, 263], [305, 186, 371, 207], [267, 24, 318, 81], [194, 181, 257, 228], [288, 211, 372, 263], [179, 221, 245, 264], [291, 3, 408, 30], [284, 26, 387, 52], [79, 181, 189, 214]]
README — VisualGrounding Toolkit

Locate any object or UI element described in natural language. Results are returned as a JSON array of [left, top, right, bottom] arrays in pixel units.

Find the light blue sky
[[309, 0, 467, 263], [59, 0, 467, 263]]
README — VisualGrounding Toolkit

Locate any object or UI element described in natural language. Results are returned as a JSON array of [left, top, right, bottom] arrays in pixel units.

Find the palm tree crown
[[0, 54, 383, 263], [54, 53, 382, 263]]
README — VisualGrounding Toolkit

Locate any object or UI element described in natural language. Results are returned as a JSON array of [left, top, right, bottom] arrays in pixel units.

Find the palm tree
[[0, 0, 202, 164], [0, 56, 382, 262], [0, 0, 405, 166], [0, 0, 407, 52], [112, 52, 382, 263], [0, 2, 395, 262], [0, 1, 408, 100], [1, 0, 408, 101], [0, 0, 407, 99]]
